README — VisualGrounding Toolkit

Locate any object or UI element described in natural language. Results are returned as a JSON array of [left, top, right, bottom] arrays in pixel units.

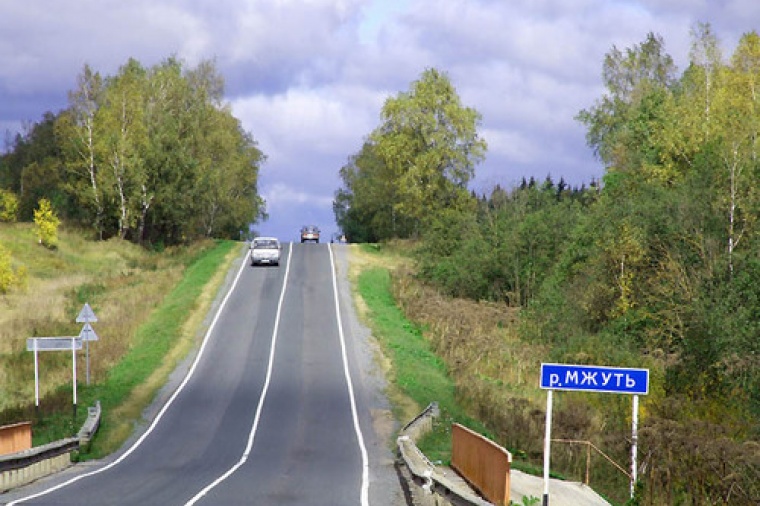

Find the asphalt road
[[3, 243, 403, 506]]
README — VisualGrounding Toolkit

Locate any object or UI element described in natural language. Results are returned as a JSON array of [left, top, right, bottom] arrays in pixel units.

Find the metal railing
[[550, 438, 631, 486]]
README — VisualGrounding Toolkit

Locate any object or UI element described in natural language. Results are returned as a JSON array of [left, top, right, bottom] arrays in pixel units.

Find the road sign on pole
[[79, 322, 99, 341], [76, 303, 99, 385], [540, 363, 649, 505], [27, 337, 81, 409], [76, 303, 98, 323], [26, 337, 83, 352], [540, 363, 649, 395]]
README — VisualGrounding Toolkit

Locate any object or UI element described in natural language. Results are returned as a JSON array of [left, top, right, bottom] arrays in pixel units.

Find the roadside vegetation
[[338, 26, 760, 506], [0, 223, 241, 458], [0, 54, 264, 457], [0, 57, 265, 247]]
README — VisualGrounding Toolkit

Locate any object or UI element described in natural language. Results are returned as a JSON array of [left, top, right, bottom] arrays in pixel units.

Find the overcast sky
[[2, 1, 759, 241]]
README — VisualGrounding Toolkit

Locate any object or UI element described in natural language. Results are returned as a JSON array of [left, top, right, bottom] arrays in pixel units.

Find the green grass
[[26, 240, 239, 458], [357, 266, 488, 464]]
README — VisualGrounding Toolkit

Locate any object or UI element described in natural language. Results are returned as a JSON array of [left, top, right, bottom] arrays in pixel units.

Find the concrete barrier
[[396, 403, 493, 506], [0, 438, 78, 492], [77, 400, 101, 449], [0, 401, 102, 492]]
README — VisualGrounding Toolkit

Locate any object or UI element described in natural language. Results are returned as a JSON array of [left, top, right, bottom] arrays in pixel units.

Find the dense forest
[[336, 26, 759, 504], [0, 57, 266, 246]]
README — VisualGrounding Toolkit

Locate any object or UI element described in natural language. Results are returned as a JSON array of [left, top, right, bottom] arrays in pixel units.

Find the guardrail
[[0, 401, 102, 492], [77, 400, 101, 449]]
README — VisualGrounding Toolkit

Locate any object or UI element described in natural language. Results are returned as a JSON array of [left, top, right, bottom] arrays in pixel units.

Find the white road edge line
[[183, 241, 293, 505], [329, 243, 371, 506], [8, 242, 259, 506]]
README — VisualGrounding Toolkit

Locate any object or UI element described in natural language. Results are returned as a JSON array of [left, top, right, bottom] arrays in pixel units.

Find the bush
[[34, 198, 60, 249], [0, 189, 19, 222], [0, 243, 26, 294]]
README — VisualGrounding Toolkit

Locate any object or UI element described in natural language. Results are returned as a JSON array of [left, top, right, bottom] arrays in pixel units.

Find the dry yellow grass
[[0, 223, 206, 412]]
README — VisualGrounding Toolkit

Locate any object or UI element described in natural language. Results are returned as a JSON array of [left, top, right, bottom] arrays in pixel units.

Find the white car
[[250, 237, 281, 266]]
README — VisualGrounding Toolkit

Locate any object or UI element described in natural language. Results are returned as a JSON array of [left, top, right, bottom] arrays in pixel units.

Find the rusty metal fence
[[451, 423, 512, 506], [551, 438, 631, 486]]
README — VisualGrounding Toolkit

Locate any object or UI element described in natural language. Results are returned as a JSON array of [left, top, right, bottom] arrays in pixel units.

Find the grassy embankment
[[349, 242, 546, 475], [351, 242, 644, 504], [0, 223, 241, 458]]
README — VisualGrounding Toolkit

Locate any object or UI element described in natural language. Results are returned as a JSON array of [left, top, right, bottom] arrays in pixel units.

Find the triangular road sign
[[76, 303, 98, 323], [79, 322, 99, 342]]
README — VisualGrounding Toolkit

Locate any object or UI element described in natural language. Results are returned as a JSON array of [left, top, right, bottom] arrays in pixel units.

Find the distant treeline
[[0, 57, 265, 246], [337, 26, 759, 504]]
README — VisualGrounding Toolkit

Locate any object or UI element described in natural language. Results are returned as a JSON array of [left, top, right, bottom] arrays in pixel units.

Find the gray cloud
[[1, 0, 757, 238]]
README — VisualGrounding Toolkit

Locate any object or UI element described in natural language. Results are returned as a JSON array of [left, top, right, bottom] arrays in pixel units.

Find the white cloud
[[233, 86, 380, 159], [1, 0, 758, 236], [263, 182, 333, 209]]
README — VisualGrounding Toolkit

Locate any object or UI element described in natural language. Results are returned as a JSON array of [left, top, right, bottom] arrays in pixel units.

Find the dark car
[[300, 225, 320, 243]]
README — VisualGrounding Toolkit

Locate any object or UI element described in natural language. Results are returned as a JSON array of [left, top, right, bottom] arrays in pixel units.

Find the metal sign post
[[72, 337, 77, 422], [27, 337, 83, 411], [539, 363, 649, 504], [78, 322, 99, 385], [76, 303, 99, 385], [33, 339, 39, 409], [542, 389, 553, 506], [631, 394, 639, 498]]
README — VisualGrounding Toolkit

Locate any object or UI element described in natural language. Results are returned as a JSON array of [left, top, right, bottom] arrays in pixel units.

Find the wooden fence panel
[[0, 423, 32, 456]]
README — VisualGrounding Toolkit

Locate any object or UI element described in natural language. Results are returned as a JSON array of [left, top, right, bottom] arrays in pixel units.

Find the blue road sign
[[540, 363, 649, 395]]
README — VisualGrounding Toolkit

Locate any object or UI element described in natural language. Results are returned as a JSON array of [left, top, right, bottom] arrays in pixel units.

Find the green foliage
[[416, 179, 590, 305], [511, 496, 541, 506], [34, 198, 61, 249], [0, 243, 27, 294], [0, 188, 19, 222], [335, 68, 486, 241], [0, 57, 266, 247], [410, 27, 759, 504], [577, 32, 676, 169]]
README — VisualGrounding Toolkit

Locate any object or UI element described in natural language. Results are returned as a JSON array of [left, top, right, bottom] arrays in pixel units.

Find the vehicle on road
[[300, 225, 320, 243], [250, 237, 281, 266]]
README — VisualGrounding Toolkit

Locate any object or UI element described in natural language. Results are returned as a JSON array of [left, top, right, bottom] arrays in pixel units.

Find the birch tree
[[370, 68, 486, 235], [714, 32, 760, 274], [577, 32, 676, 171], [57, 65, 105, 238], [97, 59, 148, 240]]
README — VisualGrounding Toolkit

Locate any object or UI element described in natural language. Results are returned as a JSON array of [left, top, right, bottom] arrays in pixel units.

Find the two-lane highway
[[4, 243, 402, 506]]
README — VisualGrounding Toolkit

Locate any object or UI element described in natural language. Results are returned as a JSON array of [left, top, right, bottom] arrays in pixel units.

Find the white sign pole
[[543, 389, 553, 506], [631, 394, 639, 498], [72, 338, 77, 407], [33, 339, 39, 408], [85, 336, 90, 385]]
